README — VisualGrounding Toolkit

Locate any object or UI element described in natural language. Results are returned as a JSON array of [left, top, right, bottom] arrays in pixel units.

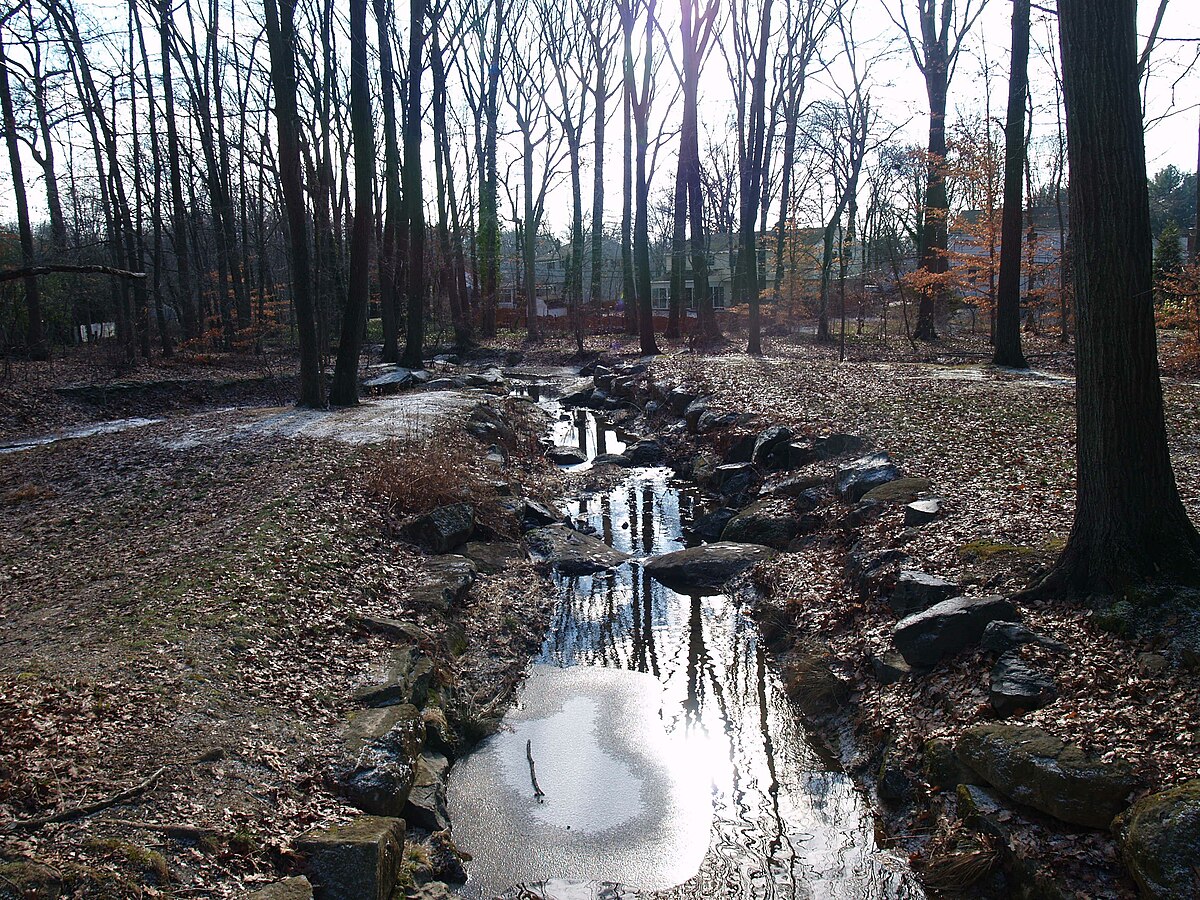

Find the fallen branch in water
[[526, 739, 545, 801], [0, 766, 167, 832]]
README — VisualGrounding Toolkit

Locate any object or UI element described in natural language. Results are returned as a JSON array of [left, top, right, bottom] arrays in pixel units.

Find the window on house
[[685, 286, 695, 309], [651, 286, 669, 310], [711, 285, 726, 309]]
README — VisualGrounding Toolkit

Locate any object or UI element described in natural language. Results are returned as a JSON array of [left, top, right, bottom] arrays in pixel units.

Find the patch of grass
[[2, 483, 56, 505], [82, 838, 170, 884], [957, 538, 1038, 560]]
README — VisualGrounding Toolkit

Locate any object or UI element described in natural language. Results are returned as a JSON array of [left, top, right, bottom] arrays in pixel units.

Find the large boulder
[[893, 595, 1020, 667], [957, 724, 1141, 829], [1113, 780, 1200, 899], [524, 524, 629, 575], [836, 452, 901, 502], [624, 438, 665, 466], [751, 425, 793, 466], [333, 706, 423, 816], [889, 570, 959, 616], [294, 817, 405, 900], [684, 506, 738, 543], [862, 477, 932, 503], [400, 504, 475, 553], [547, 445, 588, 466], [404, 751, 451, 831], [408, 555, 476, 611], [641, 542, 776, 593], [721, 499, 808, 549], [989, 651, 1058, 717], [363, 368, 415, 392]]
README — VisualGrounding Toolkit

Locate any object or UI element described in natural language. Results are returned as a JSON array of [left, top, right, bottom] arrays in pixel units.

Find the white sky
[[1, 0, 1196, 237]]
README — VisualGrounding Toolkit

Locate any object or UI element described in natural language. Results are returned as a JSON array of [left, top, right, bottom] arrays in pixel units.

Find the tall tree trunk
[[913, 10, 951, 343], [264, 0, 324, 407], [589, 49, 608, 307], [478, 0, 502, 338], [159, 0, 197, 342], [633, 95, 657, 355], [0, 31, 47, 360], [667, 160, 686, 338], [133, 0, 173, 356], [1032, 0, 1200, 596], [374, 0, 402, 362], [620, 16, 637, 336], [400, 0, 426, 368], [994, 0, 1030, 368], [329, 0, 374, 405]]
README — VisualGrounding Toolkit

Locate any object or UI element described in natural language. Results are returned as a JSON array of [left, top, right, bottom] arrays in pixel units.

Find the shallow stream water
[[447, 378, 922, 900]]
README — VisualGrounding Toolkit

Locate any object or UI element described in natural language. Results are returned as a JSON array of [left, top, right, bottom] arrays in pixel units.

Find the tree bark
[[0, 29, 48, 360], [264, 0, 324, 407], [400, 0, 427, 368], [993, 0, 1030, 368], [1032, 0, 1200, 597], [374, 0, 402, 362], [329, 0, 374, 405]]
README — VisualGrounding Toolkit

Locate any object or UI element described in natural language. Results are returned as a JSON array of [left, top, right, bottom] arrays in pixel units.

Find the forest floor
[[2, 326, 1199, 898], [487, 323, 1200, 897], [0, 352, 560, 897]]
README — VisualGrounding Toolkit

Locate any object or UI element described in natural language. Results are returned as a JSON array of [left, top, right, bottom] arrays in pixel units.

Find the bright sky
[[1, 0, 1196, 237]]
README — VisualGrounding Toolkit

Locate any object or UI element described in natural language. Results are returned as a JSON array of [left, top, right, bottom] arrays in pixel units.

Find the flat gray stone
[[990, 651, 1058, 717], [641, 542, 776, 594], [246, 876, 313, 899], [957, 724, 1141, 829], [836, 452, 900, 502], [893, 595, 1020, 668], [524, 524, 629, 575], [294, 817, 405, 900], [890, 570, 958, 616], [363, 369, 415, 391]]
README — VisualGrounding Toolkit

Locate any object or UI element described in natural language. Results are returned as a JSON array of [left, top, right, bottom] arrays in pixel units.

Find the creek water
[[446, 379, 922, 900]]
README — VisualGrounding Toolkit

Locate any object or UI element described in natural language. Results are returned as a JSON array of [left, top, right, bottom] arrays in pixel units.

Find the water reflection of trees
[[538, 471, 920, 900]]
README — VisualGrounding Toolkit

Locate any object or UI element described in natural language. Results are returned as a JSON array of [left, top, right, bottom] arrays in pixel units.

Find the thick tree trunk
[[0, 31, 47, 360], [159, 0, 197, 342], [633, 96, 657, 356], [400, 0, 427, 368], [329, 0, 374, 405], [668, 161, 686, 339], [1032, 0, 1200, 597], [914, 40, 950, 342], [589, 56, 607, 307], [620, 29, 638, 336], [374, 0, 402, 362], [264, 0, 324, 407], [478, 0, 502, 338], [994, 0, 1030, 369]]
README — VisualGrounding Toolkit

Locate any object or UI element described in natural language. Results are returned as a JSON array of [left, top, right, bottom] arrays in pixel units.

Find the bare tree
[[885, 0, 988, 341]]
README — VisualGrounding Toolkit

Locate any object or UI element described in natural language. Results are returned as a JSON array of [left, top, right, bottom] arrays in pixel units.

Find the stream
[[446, 376, 923, 900]]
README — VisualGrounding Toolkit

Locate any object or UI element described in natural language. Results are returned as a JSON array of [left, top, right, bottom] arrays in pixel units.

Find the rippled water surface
[[448, 385, 921, 900]]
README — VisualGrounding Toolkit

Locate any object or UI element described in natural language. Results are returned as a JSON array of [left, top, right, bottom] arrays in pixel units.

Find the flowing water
[[447, 378, 922, 900]]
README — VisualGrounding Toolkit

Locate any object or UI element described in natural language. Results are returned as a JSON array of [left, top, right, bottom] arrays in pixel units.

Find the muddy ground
[[0, 354, 560, 897]]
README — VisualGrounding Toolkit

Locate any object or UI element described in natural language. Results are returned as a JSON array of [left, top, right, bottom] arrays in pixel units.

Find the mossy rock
[[924, 737, 979, 790], [862, 477, 932, 503], [957, 724, 1141, 829], [1113, 779, 1200, 898], [958, 539, 1036, 561]]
